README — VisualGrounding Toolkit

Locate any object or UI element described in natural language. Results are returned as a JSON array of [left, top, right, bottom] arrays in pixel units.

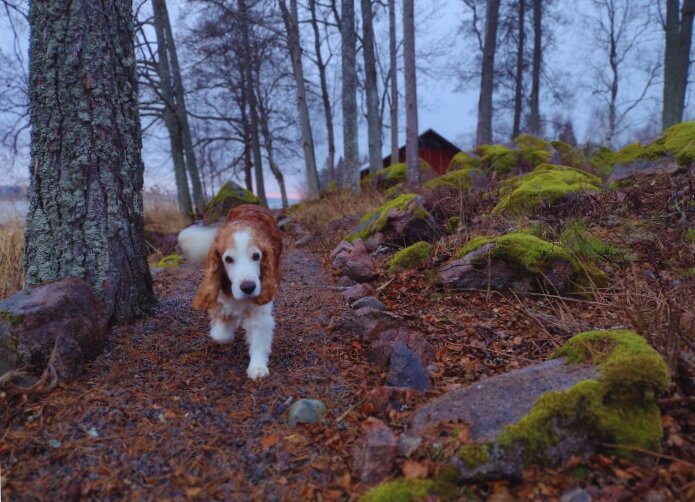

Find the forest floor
[[2, 173, 695, 501]]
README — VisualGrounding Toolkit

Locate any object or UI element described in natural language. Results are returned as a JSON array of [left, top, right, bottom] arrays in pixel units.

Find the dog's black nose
[[240, 281, 256, 295]]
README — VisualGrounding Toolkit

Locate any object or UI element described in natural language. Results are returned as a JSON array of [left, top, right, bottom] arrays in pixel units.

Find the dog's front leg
[[242, 302, 274, 380], [209, 316, 240, 344]]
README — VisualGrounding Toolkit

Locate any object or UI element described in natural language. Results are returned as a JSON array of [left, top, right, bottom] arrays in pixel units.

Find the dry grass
[[288, 188, 385, 249], [143, 188, 192, 236], [0, 219, 25, 300]]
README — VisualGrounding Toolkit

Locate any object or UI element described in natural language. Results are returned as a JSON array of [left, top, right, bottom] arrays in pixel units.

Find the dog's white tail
[[177, 225, 219, 265]]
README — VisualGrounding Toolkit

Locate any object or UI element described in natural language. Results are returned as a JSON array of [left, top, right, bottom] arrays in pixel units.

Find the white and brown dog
[[178, 205, 282, 379]]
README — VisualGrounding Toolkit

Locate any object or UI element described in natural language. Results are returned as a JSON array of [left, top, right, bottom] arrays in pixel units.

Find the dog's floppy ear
[[255, 239, 279, 306], [193, 245, 224, 310]]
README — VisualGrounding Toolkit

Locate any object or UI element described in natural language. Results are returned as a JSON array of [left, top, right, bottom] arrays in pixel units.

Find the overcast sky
[[0, 0, 690, 199]]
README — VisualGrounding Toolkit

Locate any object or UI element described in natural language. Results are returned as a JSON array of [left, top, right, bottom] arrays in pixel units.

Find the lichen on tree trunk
[[24, 0, 154, 322]]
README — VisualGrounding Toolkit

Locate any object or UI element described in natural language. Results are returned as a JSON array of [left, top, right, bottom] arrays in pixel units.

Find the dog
[[177, 205, 282, 380]]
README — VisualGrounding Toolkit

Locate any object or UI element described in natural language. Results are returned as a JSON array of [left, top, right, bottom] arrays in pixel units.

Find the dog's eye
[[252, 252, 261, 261], [224, 256, 234, 264]]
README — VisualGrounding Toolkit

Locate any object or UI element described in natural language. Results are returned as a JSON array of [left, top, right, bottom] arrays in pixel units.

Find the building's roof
[[382, 128, 461, 165]]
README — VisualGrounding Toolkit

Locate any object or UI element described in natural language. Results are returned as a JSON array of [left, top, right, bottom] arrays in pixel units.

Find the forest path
[[2, 242, 367, 500]]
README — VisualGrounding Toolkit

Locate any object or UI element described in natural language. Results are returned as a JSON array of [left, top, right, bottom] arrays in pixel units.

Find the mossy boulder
[[473, 144, 518, 175], [346, 194, 438, 249], [204, 181, 260, 222], [423, 167, 489, 192], [493, 164, 601, 215], [403, 330, 669, 481], [439, 232, 587, 293], [551, 141, 585, 168], [387, 242, 433, 273], [362, 161, 436, 191], [497, 330, 670, 464], [447, 151, 479, 172]]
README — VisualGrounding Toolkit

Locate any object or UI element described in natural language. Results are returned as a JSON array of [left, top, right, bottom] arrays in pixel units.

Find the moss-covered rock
[[551, 141, 584, 168], [498, 330, 670, 462], [474, 144, 518, 175], [359, 477, 458, 502], [493, 164, 601, 215], [515, 134, 553, 170], [590, 146, 615, 176], [448, 151, 479, 172], [362, 161, 436, 191], [423, 167, 487, 192], [387, 242, 433, 273], [204, 181, 260, 222], [346, 194, 437, 247], [661, 121, 695, 166]]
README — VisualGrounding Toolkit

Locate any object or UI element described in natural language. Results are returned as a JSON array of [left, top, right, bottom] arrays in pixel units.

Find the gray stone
[[336, 307, 401, 340], [386, 341, 432, 391], [351, 296, 385, 311], [342, 240, 377, 282], [608, 157, 686, 184], [560, 488, 592, 502], [368, 327, 436, 368], [287, 399, 326, 427], [294, 233, 312, 247]]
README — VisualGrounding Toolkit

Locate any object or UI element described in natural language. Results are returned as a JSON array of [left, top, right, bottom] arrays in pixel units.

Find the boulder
[[386, 342, 432, 391], [342, 240, 377, 282], [203, 181, 260, 222], [0, 277, 109, 382], [361, 161, 436, 191], [335, 307, 401, 341], [346, 194, 439, 250], [607, 157, 685, 184], [364, 386, 419, 419], [438, 233, 584, 294], [343, 283, 375, 302], [368, 327, 436, 368], [351, 296, 385, 311], [352, 418, 398, 484], [287, 399, 326, 427], [401, 330, 670, 481]]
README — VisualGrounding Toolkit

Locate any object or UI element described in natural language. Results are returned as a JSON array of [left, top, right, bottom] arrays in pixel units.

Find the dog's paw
[[210, 323, 235, 344], [247, 365, 270, 380]]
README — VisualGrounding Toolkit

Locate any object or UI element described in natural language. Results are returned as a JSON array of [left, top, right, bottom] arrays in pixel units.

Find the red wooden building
[[382, 129, 461, 175]]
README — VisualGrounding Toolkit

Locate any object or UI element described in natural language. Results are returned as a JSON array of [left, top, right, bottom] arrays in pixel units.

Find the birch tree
[[340, 0, 360, 191], [662, 0, 695, 128], [403, 0, 420, 189], [361, 0, 382, 174]]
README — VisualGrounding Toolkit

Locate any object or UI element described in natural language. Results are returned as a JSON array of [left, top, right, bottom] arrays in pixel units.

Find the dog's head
[[193, 205, 282, 310]]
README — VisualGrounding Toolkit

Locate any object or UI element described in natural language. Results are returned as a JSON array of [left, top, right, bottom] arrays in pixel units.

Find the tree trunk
[[341, 0, 360, 191], [512, 0, 526, 139], [388, 0, 399, 164], [476, 0, 501, 145], [606, 7, 618, 146], [239, 89, 254, 192], [278, 0, 321, 199], [239, 0, 267, 206], [309, 0, 336, 183], [152, 0, 191, 215], [663, 0, 695, 128], [361, 0, 382, 174], [528, 0, 542, 136], [158, 0, 206, 214], [25, 0, 154, 322], [403, 0, 420, 190]]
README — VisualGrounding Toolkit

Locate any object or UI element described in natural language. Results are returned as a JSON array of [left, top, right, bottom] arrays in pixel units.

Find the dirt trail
[[2, 243, 367, 500]]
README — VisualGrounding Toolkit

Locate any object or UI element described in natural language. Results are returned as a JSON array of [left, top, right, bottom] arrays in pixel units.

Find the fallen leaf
[[402, 460, 429, 479], [261, 433, 279, 450]]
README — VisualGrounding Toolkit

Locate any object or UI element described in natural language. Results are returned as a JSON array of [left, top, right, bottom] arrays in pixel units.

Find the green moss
[[387, 242, 433, 272], [153, 253, 184, 268], [448, 151, 479, 171], [456, 235, 493, 259], [383, 183, 405, 200], [359, 477, 458, 502], [498, 330, 670, 464], [363, 161, 434, 190], [447, 216, 461, 233], [661, 121, 695, 166], [423, 168, 484, 191], [685, 228, 695, 245], [458, 443, 491, 469], [346, 194, 431, 242], [515, 134, 553, 170], [551, 141, 584, 168], [493, 164, 601, 215], [590, 146, 615, 176], [0, 310, 24, 327], [560, 221, 623, 262], [204, 181, 260, 220], [474, 144, 518, 175]]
